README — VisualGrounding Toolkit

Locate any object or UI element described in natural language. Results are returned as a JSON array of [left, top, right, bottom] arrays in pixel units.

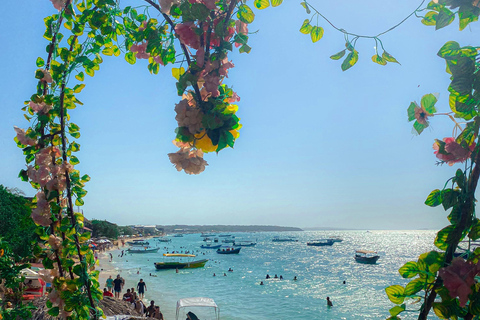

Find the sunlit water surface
[[105, 230, 438, 320]]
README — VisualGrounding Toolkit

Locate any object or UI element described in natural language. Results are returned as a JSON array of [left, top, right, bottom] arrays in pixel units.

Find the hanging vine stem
[[303, 0, 426, 40]]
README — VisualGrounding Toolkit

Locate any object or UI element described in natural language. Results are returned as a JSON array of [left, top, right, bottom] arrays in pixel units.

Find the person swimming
[[260, 281, 264, 285], [266, 274, 270, 279], [327, 297, 333, 307], [293, 276, 297, 281]]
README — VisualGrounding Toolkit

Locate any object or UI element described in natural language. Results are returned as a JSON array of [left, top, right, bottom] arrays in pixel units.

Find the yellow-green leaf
[[75, 72, 84, 81], [172, 67, 185, 80], [371, 54, 387, 66], [300, 19, 313, 34], [330, 50, 346, 60], [310, 26, 324, 43], [73, 84, 85, 93], [300, 1, 310, 13], [382, 51, 400, 64], [404, 278, 425, 296], [237, 5, 255, 24], [102, 47, 114, 56], [254, 0, 269, 10], [271, 0, 283, 7], [385, 285, 405, 304], [341, 50, 358, 71]]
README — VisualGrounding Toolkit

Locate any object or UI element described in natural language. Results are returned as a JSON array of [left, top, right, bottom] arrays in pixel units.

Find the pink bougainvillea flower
[[175, 99, 204, 134], [159, 0, 180, 14], [202, 0, 216, 9], [196, 47, 205, 68], [204, 73, 221, 97], [48, 235, 62, 250], [168, 147, 208, 174], [154, 55, 165, 66], [138, 21, 148, 31], [130, 42, 150, 59], [236, 20, 248, 35], [439, 257, 480, 307], [50, 0, 66, 11], [13, 126, 37, 146], [433, 137, 475, 166], [175, 22, 201, 49], [40, 69, 53, 83], [219, 58, 234, 77]]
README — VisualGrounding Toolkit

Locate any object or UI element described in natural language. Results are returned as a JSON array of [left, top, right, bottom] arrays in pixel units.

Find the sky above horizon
[[1, 0, 478, 230]]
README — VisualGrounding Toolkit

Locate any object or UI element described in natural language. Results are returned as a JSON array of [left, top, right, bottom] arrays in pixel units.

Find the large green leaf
[[310, 26, 324, 43], [420, 93, 437, 114], [299, 19, 313, 34], [389, 304, 406, 317], [237, 5, 255, 24], [254, 0, 269, 9], [437, 41, 461, 59], [436, 7, 455, 30], [341, 50, 358, 71], [271, 0, 283, 7], [385, 285, 406, 304], [425, 189, 443, 207], [435, 225, 456, 250], [442, 189, 460, 211], [459, 6, 479, 30], [413, 119, 428, 134], [399, 261, 420, 278], [433, 302, 451, 319], [407, 102, 418, 122], [330, 50, 346, 60], [404, 278, 425, 296], [125, 52, 136, 65], [447, 206, 462, 226], [422, 11, 438, 26]]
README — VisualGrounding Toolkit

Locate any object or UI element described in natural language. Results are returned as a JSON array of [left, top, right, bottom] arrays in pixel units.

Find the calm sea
[[104, 230, 438, 320]]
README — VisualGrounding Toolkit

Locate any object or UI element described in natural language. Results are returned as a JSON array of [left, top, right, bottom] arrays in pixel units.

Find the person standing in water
[[137, 279, 147, 299], [327, 297, 333, 307]]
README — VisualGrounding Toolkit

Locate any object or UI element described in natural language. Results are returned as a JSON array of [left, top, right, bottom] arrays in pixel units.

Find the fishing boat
[[216, 247, 241, 254], [127, 246, 159, 253], [175, 297, 219, 320], [201, 244, 222, 249], [157, 238, 172, 243], [127, 239, 150, 246], [307, 239, 334, 246], [354, 250, 380, 264], [233, 241, 257, 247], [328, 237, 343, 243], [154, 254, 208, 270], [272, 236, 298, 242]]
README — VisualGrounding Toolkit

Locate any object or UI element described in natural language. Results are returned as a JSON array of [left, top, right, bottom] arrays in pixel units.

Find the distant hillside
[[161, 225, 303, 233]]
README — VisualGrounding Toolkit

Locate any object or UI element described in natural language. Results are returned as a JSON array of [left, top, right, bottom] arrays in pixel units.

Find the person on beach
[[154, 306, 164, 319], [106, 275, 113, 292], [113, 275, 123, 299], [133, 298, 145, 315], [327, 297, 333, 307], [130, 287, 137, 301], [186, 311, 199, 320], [103, 288, 113, 297], [123, 289, 133, 302], [109, 253, 113, 262], [137, 279, 147, 299], [146, 300, 156, 317]]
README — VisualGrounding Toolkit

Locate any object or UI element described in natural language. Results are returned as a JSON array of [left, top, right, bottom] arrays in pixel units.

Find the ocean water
[[103, 230, 438, 320]]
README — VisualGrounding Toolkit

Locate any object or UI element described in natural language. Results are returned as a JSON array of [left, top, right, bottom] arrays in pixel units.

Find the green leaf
[[433, 302, 451, 319], [468, 218, 480, 240], [422, 11, 438, 26], [310, 26, 324, 43], [239, 44, 252, 54], [254, 0, 269, 10], [389, 304, 406, 317], [237, 4, 255, 24], [125, 52, 136, 65], [300, 1, 310, 13], [330, 50, 346, 60], [438, 41, 461, 59], [48, 307, 60, 317], [371, 54, 386, 66], [435, 225, 457, 250], [407, 102, 418, 122], [442, 189, 459, 211], [300, 19, 313, 34], [399, 261, 420, 278], [421, 93, 437, 114], [75, 198, 84, 206], [81, 174, 91, 182], [36, 57, 45, 68], [425, 189, 443, 207], [341, 50, 358, 71], [385, 285, 406, 304], [271, 0, 283, 7], [448, 205, 461, 225], [75, 72, 84, 81], [459, 6, 479, 31], [73, 84, 85, 93], [102, 47, 114, 56], [405, 278, 425, 296], [69, 156, 80, 165], [436, 8, 455, 30], [382, 51, 400, 64], [18, 169, 28, 182]]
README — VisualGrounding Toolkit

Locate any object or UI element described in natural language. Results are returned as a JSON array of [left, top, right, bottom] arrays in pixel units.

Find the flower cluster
[[14, 126, 37, 146], [433, 137, 475, 166], [168, 140, 208, 174], [439, 257, 480, 307], [175, 98, 204, 134]]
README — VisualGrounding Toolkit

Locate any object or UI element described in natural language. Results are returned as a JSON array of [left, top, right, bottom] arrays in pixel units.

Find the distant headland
[[160, 225, 303, 233]]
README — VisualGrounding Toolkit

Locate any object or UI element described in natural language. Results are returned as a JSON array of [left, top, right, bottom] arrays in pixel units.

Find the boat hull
[[127, 248, 159, 253], [354, 256, 380, 264], [307, 241, 334, 246], [201, 244, 221, 249], [154, 259, 208, 270], [217, 248, 241, 254]]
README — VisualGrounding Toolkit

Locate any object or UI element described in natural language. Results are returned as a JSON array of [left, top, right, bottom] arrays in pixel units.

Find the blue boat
[[201, 244, 222, 249], [216, 247, 241, 254]]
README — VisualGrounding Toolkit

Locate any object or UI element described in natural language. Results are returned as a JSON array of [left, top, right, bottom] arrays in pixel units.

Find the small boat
[[127, 239, 150, 246], [328, 237, 343, 243], [157, 238, 172, 242], [272, 236, 298, 242], [154, 254, 208, 270], [233, 241, 257, 247], [127, 246, 159, 253], [173, 234, 184, 237], [307, 239, 334, 246], [216, 247, 241, 254], [175, 297, 219, 320], [354, 250, 380, 264], [201, 244, 222, 249], [218, 234, 231, 237], [201, 233, 216, 237], [213, 238, 219, 243], [222, 239, 235, 243]]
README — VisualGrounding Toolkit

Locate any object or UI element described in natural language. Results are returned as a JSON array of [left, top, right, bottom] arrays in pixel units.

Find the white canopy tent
[[176, 297, 219, 320]]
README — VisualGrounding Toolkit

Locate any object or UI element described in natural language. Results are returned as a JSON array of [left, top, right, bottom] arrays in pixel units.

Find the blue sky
[[1, 0, 478, 229]]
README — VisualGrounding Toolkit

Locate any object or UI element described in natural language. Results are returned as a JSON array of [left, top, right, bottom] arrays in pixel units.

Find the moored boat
[[222, 239, 235, 243], [127, 239, 150, 246], [216, 247, 241, 254], [201, 244, 222, 249], [272, 236, 298, 242], [233, 241, 257, 247], [154, 254, 208, 270], [307, 239, 334, 246], [127, 246, 159, 253], [354, 250, 380, 264], [328, 237, 343, 243]]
